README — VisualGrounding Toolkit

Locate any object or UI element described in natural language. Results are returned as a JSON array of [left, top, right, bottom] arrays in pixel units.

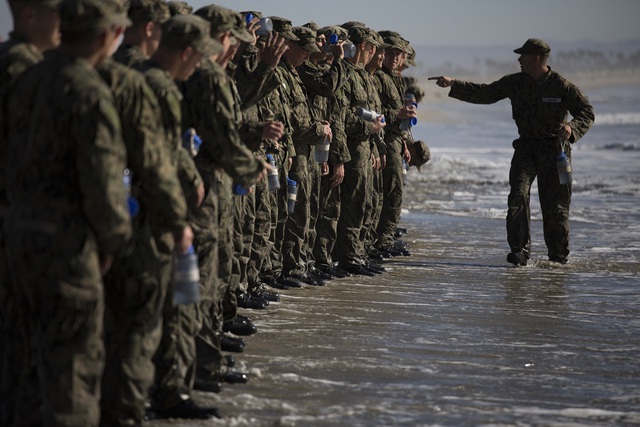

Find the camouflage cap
[[161, 14, 222, 56], [348, 26, 380, 47], [195, 5, 253, 43], [372, 31, 390, 50], [167, 1, 193, 17], [241, 10, 262, 20], [8, 0, 61, 8], [302, 21, 320, 31], [379, 30, 407, 52], [406, 43, 416, 66], [292, 26, 320, 53], [412, 140, 431, 171], [514, 38, 550, 55], [126, 0, 170, 24], [340, 21, 366, 31], [270, 16, 299, 42], [318, 25, 349, 43], [59, 0, 131, 33], [231, 11, 254, 43]]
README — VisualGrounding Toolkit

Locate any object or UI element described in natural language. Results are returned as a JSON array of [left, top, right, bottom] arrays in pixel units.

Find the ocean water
[[147, 83, 640, 427]]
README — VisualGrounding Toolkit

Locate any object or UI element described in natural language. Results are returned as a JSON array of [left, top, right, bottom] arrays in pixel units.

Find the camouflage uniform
[[0, 24, 50, 426], [336, 27, 381, 270], [374, 32, 409, 251], [449, 47, 594, 262], [279, 26, 327, 278], [3, 3, 132, 426], [183, 4, 264, 382], [96, 57, 189, 427], [134, 14, 220, 409]]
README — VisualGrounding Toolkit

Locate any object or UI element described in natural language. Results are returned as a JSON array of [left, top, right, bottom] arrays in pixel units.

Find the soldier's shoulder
[[0, 39, 43, 80]]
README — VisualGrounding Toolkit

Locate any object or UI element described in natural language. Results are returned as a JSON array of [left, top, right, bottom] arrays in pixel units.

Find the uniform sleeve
[[449, 74, 513, 105], [565, 82, 595, 143], [185, 66, 264, 187], [119, 76, 188, 234], [75, 91, 131, 255]]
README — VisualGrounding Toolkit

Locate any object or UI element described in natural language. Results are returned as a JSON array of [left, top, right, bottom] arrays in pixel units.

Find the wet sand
[[147, 212, 640, 426]]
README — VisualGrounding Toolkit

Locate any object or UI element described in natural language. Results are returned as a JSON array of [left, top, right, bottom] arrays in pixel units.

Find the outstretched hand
[[428, 76, 455, 88]]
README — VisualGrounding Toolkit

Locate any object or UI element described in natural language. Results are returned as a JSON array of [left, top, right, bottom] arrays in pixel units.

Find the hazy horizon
[[1, 0, 640, 48]]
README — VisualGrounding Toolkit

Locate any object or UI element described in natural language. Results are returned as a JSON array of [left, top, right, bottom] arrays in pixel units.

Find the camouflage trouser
[[304, 154, 322, 272], [195, 173, 229, 381], [359, 157, 375, 258], [248, 178, 272, 288], [101, 223, 171, 427], [367, 168, 384, 249], [5, 218, 105, 427], [337, 145, 371, 268], [153, 173, 218, 408], [282, 154, 311, 276], [312, 171, 341, 269], [376, 141, 404, 250], [507, 138, 572, 260], [266, 152, 290, 279]]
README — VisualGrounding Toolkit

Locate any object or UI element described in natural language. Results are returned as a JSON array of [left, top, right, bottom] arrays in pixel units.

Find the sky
[[1, 0, 639, 47]]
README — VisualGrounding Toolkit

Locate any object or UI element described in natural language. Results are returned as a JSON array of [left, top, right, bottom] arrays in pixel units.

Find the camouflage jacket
[[0, 33, 44, 216], [363, 70, 387, 157], [6, 51, 131, 255], [375, 66, 407, 146], [136, 59, 203, 208], [449, 69, 594, 142], [182, 57, 264, 187], [97, 58, 188, 235], [276, 61, 324, 159]]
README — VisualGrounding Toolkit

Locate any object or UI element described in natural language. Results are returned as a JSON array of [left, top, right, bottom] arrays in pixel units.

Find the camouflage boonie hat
[[348, 26, 380, 47], [270, 16, 299, 42], [167, 1, 193, 17], [340, 21, 365, 30], [59, 0, 131, 33], [319, 25, 349, 43], [161, 14, 222, 56], [126, 0, 170, 24], [412, 140, 430, 171], [514, 38, 550, 55], [195, 5, 253, 43], [292, 26, 320, 53], [9, 0, 61, 7], [378, 30, 407, 52]]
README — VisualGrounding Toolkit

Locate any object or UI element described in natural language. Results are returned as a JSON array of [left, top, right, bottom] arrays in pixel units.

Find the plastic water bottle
[[123, 168, 140, 217], [174, 245, 201, 305], [256, 17, 272, 36], [266, 154, 280, 191], [314, 135, 330, 163], [287, 178, 297, 214], [182, 127, 202, 157], [400, 93, 418, 131], [556, 150, 572, 185], [356, 107, 385, 123], [343, 42, 356, 59], [323, 34, 340, 53], [245, 12, 253, 25]]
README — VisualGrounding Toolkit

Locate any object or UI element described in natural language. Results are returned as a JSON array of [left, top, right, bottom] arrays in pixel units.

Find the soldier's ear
[[181, 46, 194, 62], [144, 21, 155, 38]]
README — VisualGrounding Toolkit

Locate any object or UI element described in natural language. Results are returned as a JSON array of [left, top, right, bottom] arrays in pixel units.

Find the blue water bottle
[[400, 93, 418, 131], [287, 178, 298, 214], [314, 135, 330, 163], [233, 182, 250, 196], [174, 245, 201, 305], [266, 154, 280, 191], [123, 168, 140, 217], [556, 150, 572, 185]]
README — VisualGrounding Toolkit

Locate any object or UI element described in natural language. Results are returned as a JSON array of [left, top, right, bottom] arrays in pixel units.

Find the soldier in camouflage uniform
[[182, 3, 267, 393], [113, 0, 169, 68], [335, 25, 386, 276], [134, 15, 221, 420], [0, 1, 61, 423], [99, 14, 220, 423], [430, 38, 594, 265], [277, 24, 333, 285], [3, 1, 132, 425], [374, 31, 417, 256]]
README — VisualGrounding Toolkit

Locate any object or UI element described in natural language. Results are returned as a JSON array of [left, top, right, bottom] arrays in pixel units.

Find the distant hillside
[[410, 39, 640, 78]]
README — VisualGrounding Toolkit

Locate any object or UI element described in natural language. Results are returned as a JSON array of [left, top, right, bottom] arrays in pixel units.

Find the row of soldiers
[[0, 0, 430, 425]]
